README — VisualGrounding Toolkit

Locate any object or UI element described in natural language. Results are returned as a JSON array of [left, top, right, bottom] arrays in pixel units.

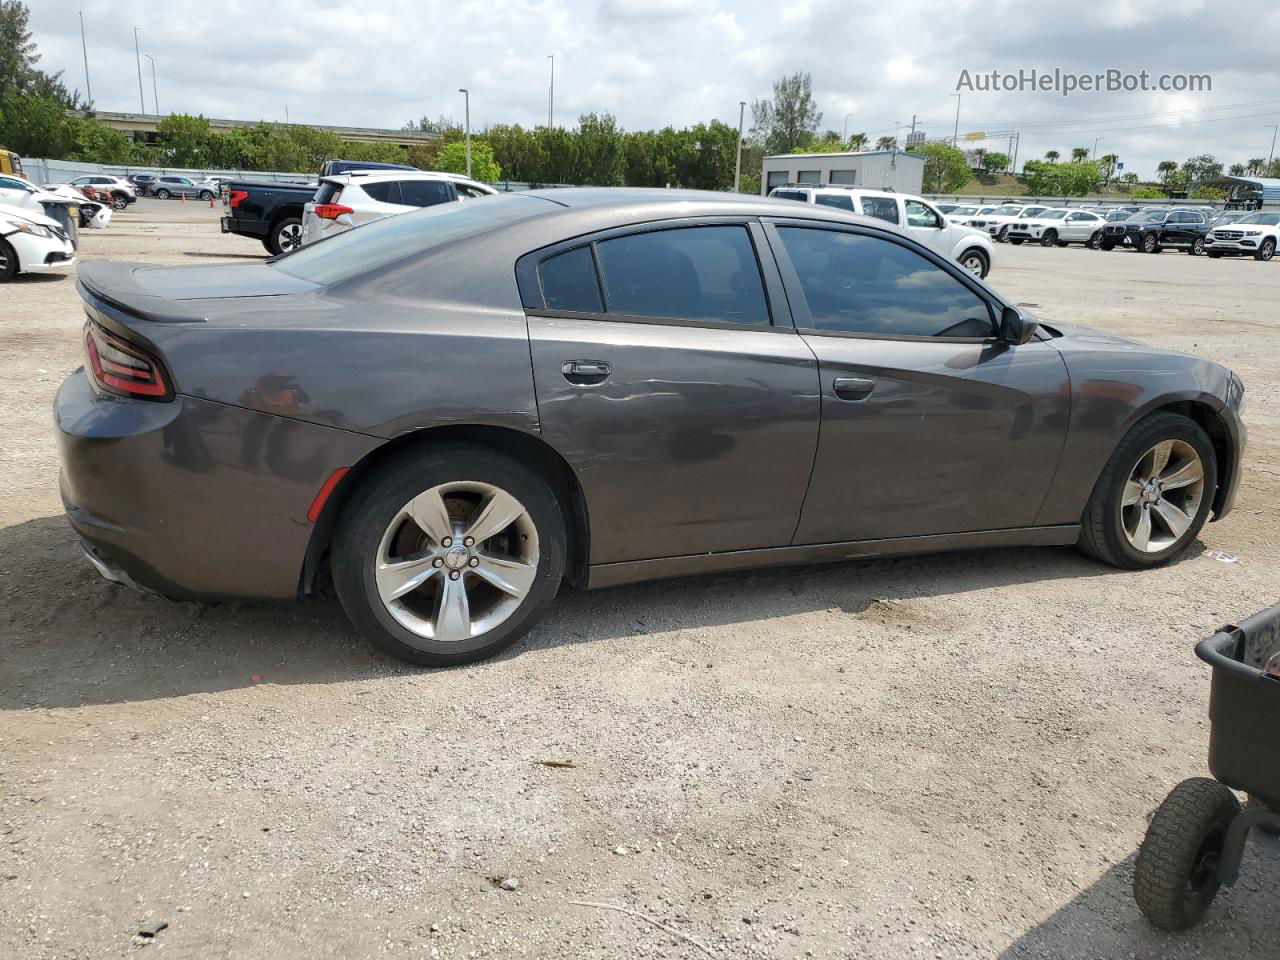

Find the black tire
[[1078, 412, 1216, 569], [1254, 238, 1275, 261], [199, 190, 214, 201], [997, 225, 1009, 243], [1087, 231, 1103, 250], [111, 192, 129, 210], [0, 238, 18, 281], [1100, 241, 1116, 251], [1134, 778, 1239, 931], [958, 248, 989, 279], [331, 445, 566, 667], [268, 216, 303, 256], [156, 188, 171, 199], [1142, 233, 1159, 254], [1040, 229, 1057, 247], [1189, 237, 1206, 256], [1008, 237, 1025, 245]]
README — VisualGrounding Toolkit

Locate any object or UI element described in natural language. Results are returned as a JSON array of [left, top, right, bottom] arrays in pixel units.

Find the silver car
[[152, 176, 218, 201]]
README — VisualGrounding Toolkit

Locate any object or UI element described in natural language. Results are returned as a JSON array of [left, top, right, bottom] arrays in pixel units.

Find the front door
[[903, 198, 949, 258], [764, 221, 1070, 545], [521, 222, 821, 564]]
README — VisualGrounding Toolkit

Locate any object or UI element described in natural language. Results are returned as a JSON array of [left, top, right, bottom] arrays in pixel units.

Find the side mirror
[[1000, 305, 1039, 345]]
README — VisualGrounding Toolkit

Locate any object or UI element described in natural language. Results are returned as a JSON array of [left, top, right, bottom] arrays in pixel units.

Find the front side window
[[815, 194, 855, 212], [777, 227, 994, 339], [904, 200, 941, 228], [595, 226, 769, 326], [859, 196, 900, 224]]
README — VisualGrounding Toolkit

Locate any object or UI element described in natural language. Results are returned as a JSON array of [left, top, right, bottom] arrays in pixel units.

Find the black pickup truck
[[220, 159, 418, 255]]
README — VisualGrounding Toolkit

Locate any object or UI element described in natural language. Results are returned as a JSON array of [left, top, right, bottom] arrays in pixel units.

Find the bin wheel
[[1247, 795, 1280, 834], [1134, 777, 1240, 931]]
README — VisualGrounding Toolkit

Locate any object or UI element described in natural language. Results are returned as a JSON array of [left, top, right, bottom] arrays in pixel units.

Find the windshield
[[1236, 213, 1280, 226], [1138, 211, 1167, 222], [991, 205, 1022, 216], [1040, 210, 1068, 220], [274, 193, 553, 285], [978, 206, 996, 214], [1018, 207, 1047, 217], [951, 206, 978, 215]]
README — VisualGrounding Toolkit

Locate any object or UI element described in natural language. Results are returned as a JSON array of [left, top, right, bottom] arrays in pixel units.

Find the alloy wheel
[[373, 481, 540, 644], [1191, 238, 1205, 255], [1121, 439, 1205, 553], [278, 223, 303, 253], [961, 253, 985, 277]]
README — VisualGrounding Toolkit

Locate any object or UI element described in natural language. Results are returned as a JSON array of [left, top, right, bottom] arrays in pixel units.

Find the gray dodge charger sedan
[[56, 189, 1247, 666]]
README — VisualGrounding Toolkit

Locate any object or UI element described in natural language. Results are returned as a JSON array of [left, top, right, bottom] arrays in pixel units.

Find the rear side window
[[539, 247, 603, 313], [777, 227, 994, 339], [398, 181, 453, 207], [771, 190, 809, 203], [313, 182, 342, 205], [815, 194, 855, 212], [859, 197, 900, 224], [596, 226, 769, 326], [362, 181, 400, 203]]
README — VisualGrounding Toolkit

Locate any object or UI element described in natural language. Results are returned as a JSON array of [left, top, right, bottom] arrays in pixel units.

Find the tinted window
[[313, 182, 342, 205], [399, 180, 453, 207], [771, 190, 808, 202], [859, 196, 900, 224], [777, 228, 994, 338], [596, 226, 769, 326], [362, 181, 400, 203], [815, 194, 855, 212], [539, 247, 603, 313], [456, 184, 489, 199]]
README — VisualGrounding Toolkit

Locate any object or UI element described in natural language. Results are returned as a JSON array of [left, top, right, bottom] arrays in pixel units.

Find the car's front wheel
[[156, 188, 171, 199], [1255, 238, 1275, 261], [1078, 412, 1216, 569], [1142, 233, 1160, 253], [199, 190, 214, 201], [111, 193, 129, 210], [1087, 231, 1103, 250], [1189, 237, 1206, 256], [958, 248, 989, 278], [0, 238, 18, 281], [1040, 229, 1058, 247], [332, 445, 566, 666]]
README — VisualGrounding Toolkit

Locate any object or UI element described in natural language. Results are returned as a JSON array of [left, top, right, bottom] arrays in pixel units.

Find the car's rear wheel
[[269, 217, 303, 256], [997, 225, 1009, 243], [332, 446, 566, 667], [156, 188, 171, 199], [1078, 412, 1216, 569], [111, 193, 129, 210], [1142, 233, 1160, 253], [199, 190, 214, 201], [1087, 231, 1103, 250], [1040, 229, 1057, 247], [1189, 237, 1206, 256], [959, 248, 989, 279], [1255, 238, 1275, 261], [0, 238, 18, 281]]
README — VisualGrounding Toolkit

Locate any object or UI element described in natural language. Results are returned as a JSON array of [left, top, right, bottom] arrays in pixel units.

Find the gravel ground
[[1, 199, 1277, 959]]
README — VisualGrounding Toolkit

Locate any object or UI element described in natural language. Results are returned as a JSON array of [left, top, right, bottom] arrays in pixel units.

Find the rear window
[[273, 194, 554, 286], [313, 182, 342, 205]]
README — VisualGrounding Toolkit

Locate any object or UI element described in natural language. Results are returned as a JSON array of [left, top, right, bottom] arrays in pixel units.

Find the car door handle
[[561, 359, 611, 384], [832, 377, 876, 401]]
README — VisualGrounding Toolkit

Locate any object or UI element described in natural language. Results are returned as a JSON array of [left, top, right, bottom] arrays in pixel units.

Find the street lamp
[[547, 55, 554, 129], [459, 88, 471, 178], [1092, 136, 1103, 159], [133, 27, 144, 114], [950, 93, 961, 145], [842, 112, 855, 142], [734, 101, 746, 193], [145, 54, 159, 116], [1267, 125, 1279, 167]]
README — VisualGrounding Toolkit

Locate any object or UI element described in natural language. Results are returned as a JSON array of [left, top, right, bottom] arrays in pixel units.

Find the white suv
[[300, 171, 498, 247], [768, 185, 995, 278], [1204, 211, 1280, 261], [66, 175, 136, 209]]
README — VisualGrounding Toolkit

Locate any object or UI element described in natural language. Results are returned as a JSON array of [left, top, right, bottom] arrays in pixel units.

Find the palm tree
[[1099, 153, 1119, 183], [1229, 163, 1246, 177], [1246, 157, 1266, 175], [1044, 150, 1060, 162], [847, 132, 868, 151], [1156, 160, 1178, 184], [875, 136, 898, 150], [1070, 147, 1089, 162]]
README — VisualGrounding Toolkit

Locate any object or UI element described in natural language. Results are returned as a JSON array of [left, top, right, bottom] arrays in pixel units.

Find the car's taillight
[[84, 321, 172, 400], [229, 189, 249, 209], [314, 203, 354, 220]]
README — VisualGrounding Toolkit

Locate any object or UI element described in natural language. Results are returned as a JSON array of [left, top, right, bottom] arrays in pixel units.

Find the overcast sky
[[27, 0, 1280, 179]]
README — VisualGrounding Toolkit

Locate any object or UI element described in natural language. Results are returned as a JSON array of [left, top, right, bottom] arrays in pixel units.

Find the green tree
[[1120, 172, 1139, 185], [981, 151, 1010, 175], [573, 112, 625, 185], [1098, 153, 1119, 183], [0, 93, 74, 156], [1070, 146, 1089, 162], [1156, 160, 1179, 184], [1190, 184, 1227, 201], [1132, 185, 1165, 199], [0, 0, 37, 101], [1228, 163, 1244, 177], [875, 135, 897, 151], [1022, 160, 1102, 196], [1181, 153, 1222, 183], [435, 139, 501, 181], [751, 71, 821, 154], [846, 132, 868, 151], [907, 141, 970, 192], [156, 113, 216, 166], [1245, 157, 1266, 175], [1044, 150, 1059, 162], [67, 115, 133, 163]]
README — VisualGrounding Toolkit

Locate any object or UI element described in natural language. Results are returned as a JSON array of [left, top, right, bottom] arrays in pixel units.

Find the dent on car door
[[519, 221, 821, 564], [763, 222, 1071, 545]]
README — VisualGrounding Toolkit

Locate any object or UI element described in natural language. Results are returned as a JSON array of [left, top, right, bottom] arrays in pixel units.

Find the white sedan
[[0, 203, 76, 281], [1005, 208, 1106, 248]]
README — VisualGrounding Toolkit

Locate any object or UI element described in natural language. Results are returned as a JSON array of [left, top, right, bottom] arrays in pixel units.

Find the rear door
[[764, 220, 1070, 545], [520, 220, 821, 564]]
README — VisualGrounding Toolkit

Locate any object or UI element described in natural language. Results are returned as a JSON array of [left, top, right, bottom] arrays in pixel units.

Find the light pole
[[842, 112, 855, 142], [547, 55, 554, 129], [133, 27, 144, 114], [459, 88, 471, 177], [79, 11, 92, 107], [1268, 125, 1279, 167], [950, 93, 961, 146], [734, 101, 746, 193], [145, 55, 159, 116], [1092, 136, 1103, 159]]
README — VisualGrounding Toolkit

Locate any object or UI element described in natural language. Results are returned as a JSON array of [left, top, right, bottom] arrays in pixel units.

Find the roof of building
[[763, 149, 925, 162]]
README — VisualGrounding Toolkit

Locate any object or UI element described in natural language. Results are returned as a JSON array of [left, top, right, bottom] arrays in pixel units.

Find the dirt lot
[[2, 199, 1277, 959]]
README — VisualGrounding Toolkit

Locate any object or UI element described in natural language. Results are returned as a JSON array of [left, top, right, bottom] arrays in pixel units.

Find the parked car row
[[766, 185, 995, 278], [938, 200, 1278, 262], [221, 160, 498, 255]]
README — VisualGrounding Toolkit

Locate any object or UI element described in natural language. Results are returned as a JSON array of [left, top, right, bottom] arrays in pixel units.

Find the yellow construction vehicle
[[0, 149, 26, 178]]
